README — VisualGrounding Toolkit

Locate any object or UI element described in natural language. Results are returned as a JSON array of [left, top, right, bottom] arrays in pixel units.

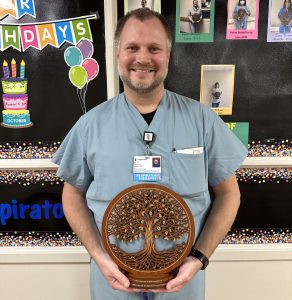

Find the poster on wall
[[267, 0, 292, 42], [226, 0, 260, 40], [175, 0, 215, 43], [124, 0, 161, 14], [0, 0, 107, 143], [200, 65, 235, 115]]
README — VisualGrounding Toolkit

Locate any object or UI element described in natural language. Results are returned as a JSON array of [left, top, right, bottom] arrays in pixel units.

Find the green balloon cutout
[[69, 65, 87, 89]]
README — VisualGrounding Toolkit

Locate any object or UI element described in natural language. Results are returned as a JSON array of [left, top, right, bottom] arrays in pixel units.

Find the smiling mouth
[[131, 68, 155, 73]]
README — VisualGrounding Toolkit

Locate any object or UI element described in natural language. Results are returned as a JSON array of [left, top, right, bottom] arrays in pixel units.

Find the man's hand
[[150, 256, 203, 293], [96, 252, 143, 293]]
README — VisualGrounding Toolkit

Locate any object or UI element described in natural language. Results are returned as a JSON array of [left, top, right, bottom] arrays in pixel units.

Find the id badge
[[133, 156, 162, 182]]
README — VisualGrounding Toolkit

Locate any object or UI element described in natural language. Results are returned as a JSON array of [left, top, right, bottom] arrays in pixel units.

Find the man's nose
[[136, 48, 151, 64]]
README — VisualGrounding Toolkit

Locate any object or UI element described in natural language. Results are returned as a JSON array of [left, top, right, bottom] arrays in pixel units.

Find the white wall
[[1, 245, 292, 300]]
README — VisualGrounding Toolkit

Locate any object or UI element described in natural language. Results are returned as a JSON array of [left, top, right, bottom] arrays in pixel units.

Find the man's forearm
[[62, 183, 105, 263], [194, 175, 240, 258]]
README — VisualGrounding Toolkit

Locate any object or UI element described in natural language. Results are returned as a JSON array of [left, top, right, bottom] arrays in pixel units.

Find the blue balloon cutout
[[64, 46, 83, 67]]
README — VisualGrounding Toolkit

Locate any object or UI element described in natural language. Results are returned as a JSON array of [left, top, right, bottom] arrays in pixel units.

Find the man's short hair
[[114, 8, 172, 50]]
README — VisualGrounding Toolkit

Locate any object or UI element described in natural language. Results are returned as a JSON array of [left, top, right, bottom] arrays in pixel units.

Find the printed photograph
[[200, 65, 235, 115], [227, 0, 258, 31], [176, 0, 215, 43], [179, 0, 211, 34], [267, 0, 292, 42], [124, 0, 161, 14]]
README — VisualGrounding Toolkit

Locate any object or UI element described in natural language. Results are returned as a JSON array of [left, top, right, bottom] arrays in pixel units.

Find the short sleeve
[[51, 118, 93, 193], [206, 112, 248, 187]]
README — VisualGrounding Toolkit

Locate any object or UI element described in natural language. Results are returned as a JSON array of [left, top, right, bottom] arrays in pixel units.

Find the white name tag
[[133, 156, 161, 182]]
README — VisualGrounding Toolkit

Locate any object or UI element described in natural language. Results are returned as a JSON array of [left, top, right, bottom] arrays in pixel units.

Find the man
[[52, 8, 247, 300], [188, 0, 203, 33]]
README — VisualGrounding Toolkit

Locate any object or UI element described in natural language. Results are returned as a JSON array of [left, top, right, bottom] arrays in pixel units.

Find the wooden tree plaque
[[102, 184, 195, 289]]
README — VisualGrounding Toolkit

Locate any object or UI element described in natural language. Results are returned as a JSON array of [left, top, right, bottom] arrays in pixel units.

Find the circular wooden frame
[[102, 184, 195, 289]]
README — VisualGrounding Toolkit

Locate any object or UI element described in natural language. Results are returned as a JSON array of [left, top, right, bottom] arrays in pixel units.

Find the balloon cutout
[[69, 66, 87, 89], [82, 58, 99, 81], [64, 39, 100, 115], [77, 39, 94, 59], [64, 46, 83, 67]]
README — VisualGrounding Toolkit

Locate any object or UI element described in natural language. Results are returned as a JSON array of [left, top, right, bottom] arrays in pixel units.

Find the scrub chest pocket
[[170, 152, 207, 196]]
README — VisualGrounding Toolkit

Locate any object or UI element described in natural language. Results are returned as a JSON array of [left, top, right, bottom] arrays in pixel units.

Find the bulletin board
[[0, 0, 107, 141], [117, 0, 292, 242], [0, 0, 107, 244]]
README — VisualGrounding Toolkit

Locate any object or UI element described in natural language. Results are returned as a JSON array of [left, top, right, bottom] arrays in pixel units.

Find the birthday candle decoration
[[3, 60, 10, 79], [11, 59, 17, 78], [20, 60, 26, 79]]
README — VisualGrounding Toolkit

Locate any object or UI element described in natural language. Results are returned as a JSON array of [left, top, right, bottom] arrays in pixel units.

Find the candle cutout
[[3, 60, 10, 79], [11, 59, 17, 78], [20, 60, 26, 79]]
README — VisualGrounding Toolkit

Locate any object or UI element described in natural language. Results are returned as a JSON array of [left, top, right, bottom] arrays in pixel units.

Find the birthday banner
[[0, 14, 96, 51], [0, 0, 36, 20]]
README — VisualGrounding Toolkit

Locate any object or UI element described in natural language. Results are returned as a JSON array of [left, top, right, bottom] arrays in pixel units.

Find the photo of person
[[233, 0, 251, 30], [176, 0, 215, 43], [211, 82, 222, 108], [278, 0, 292, 33], [267, 0, 292, 42], [124, 0, 161, 14], [179, 0, 210, 34], [226, 0, 259, 39], [152, 157, 161, 168], [188, 0, 203, 33], [200, 65, 235, 115]]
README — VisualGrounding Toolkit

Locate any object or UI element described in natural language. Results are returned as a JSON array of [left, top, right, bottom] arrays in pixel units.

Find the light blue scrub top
[[52, 90, 247, 300]]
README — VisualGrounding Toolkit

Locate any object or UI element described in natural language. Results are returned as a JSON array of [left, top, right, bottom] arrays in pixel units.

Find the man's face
[[116, 17, 170, 94], [141, 0, 147, 8], [193, 1, 198, 7]]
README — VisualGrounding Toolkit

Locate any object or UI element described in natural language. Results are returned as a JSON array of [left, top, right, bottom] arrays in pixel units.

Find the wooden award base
[[128, 273, 173, 289]]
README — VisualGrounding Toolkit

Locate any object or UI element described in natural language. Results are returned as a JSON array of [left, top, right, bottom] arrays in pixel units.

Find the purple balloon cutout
[[82, 58, 99, 81], [77, 39, 94, 59]]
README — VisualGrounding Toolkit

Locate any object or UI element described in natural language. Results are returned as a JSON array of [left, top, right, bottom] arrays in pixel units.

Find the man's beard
[[118, 68, 167, 94]]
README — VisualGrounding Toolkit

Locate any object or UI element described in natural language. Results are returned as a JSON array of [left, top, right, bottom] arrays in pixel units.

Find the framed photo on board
[[200, 65, 235, 115], [124, 0, 161, 14]]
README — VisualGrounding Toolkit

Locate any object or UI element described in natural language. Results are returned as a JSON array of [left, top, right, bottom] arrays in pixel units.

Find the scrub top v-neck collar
[[122, 91, 167, 138]]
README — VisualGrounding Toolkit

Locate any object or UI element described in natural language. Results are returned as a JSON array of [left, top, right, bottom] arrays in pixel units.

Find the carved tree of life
[[107, 189, 190, 271]]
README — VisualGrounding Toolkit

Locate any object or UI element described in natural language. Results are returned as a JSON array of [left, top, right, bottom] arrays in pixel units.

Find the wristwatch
[[189, 247, 209, 270]]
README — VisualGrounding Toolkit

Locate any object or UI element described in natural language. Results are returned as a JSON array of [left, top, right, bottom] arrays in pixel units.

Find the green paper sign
[[72, 19, 92, 43], [2, 26, 21, 51], [225, 122, 249, 149]]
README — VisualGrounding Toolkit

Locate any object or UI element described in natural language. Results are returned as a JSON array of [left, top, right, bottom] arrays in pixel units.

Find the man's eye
[[151, 47, 160, 53], [127, 46, 137, 52]]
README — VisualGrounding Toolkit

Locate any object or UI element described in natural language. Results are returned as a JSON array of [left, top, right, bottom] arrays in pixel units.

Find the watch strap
[[189, 247, 209, 270]]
